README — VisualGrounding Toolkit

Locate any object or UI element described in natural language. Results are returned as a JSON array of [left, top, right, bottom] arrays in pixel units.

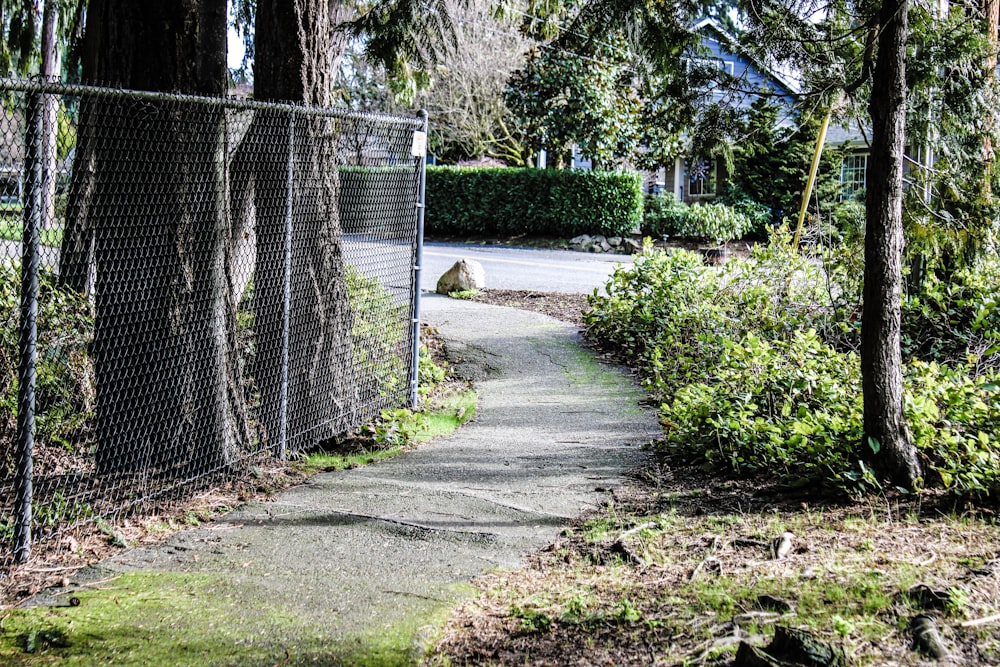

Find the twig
[[962, 613, 1000, 628], [76, 576, 121, 589], [616, 521, 657, 542], [689, 556, 722, 580], [912, 551, 938, 567], [21, 566, 84, 574]]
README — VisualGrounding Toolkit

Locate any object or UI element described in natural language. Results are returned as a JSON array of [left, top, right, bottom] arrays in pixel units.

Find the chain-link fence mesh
[[0, 78, 426, 575]]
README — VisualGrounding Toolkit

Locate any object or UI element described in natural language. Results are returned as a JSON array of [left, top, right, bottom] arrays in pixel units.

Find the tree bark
[[40, 0, 59, 230], [981, 0, 999, 200], [862, 0, 922, 488], [252, 0, 357, 453], [58, 0, 101, 296], [82, 0, 248, 474]]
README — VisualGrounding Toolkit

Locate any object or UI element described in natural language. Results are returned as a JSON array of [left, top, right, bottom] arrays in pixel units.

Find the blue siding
[[693, 22, 797, 110]]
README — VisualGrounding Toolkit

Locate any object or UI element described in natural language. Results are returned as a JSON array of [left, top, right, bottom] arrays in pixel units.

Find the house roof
[[691, 18, 801, 97]]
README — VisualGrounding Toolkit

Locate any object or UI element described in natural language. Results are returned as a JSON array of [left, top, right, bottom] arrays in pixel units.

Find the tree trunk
[[862, 0, 922, 488], [252, 0, 357, 453], [40, 0, 59, 230], [59, 0, 102, 296], [982, 0, 998, 200], [82, 0, 248, 474]]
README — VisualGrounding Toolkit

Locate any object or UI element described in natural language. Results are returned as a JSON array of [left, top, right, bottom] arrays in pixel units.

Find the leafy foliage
[[0, 265, 94, 474], [643, 194, 756, 243], [585, 236, 1000, 496], [505, 41, 640, 168], [426, 166, 642, 237], [345, 266, 408, 406]]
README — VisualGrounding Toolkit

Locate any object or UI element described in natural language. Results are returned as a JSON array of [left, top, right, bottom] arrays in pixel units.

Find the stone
[[592, 234, 607, 245], [570, 234, 591, 246], [600, 240, 612, 252], [436, 258, 486, 294], [608, 236, 622, 247]]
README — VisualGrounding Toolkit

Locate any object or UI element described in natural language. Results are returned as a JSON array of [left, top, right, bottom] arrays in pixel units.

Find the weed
[[511, 605, 552, 633]]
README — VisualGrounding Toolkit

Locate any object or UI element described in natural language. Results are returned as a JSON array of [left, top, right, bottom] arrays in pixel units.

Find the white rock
[[436, 259, 486, 294]]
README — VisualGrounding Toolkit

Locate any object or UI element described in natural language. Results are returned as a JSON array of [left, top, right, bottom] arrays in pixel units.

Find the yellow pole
[[792, 110, 832, 251]]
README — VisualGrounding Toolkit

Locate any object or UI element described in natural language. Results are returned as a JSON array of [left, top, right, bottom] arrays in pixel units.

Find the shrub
[[673, 202, 754, 244], [901, 263, 1000, 371], [640, 194, 754, 244], [659, 330, 871, 494], [345, 266, 408, 406], [586, 235, 1000, 496], [906, 361, 1000, 493], [425, 166, 642, 238], [338, 166, 415, 236], [0, 267, 94, 475], [642, 193, 688, 238]]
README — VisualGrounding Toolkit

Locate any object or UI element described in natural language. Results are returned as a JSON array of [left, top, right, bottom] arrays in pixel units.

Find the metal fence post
[[408, 110, 428, 409], [14, 87, 44, 563], [277, 111, 295, 460]]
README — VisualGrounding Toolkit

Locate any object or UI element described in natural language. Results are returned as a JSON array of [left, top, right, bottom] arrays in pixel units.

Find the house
[[653, 18, 868, 204], [650, 18, 797, 201]]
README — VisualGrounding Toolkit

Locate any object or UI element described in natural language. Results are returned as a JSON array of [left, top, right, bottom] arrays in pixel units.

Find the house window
[[687, 157, 716, 197], [841, 153, 867, 200], [684, 58, 735, 90]]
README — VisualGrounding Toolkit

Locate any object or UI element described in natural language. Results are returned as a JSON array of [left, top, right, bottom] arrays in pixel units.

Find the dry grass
[[429, 457, 1000, 666]]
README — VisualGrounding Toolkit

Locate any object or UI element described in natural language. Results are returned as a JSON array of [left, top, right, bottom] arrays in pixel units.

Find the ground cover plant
[[585, 231, 1000, 498]]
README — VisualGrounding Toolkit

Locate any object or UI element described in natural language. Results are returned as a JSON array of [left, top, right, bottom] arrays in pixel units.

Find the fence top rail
[[0, 76, 425, 130]]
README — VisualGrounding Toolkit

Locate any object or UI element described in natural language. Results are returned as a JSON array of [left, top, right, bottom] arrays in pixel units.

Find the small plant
[[511, 605, 553, 633], [615, 597, 642, 623], [447, 289, 479, 300], [369, 407, 427, 449]]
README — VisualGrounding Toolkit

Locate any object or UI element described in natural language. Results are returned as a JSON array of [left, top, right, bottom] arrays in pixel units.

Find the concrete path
[[29, 295, 659, 666]]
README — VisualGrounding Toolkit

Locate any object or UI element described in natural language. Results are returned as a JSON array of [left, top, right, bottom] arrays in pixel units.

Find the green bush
[[641, 194, 754, 243], [345, 266, 408, 406], [659, 330, 871, 494], [585, 236, 1000, 496], [338, 166, 415, 236], [901, 263, 1000, 370], [585, 236, 830, 401], [642, 193, 688, 238], [0, 267, 94, 474], [425, 166, 642, 238], [673, 202, 754, 244]]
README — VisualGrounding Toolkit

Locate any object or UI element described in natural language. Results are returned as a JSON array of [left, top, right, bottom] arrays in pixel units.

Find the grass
[[0, 571, 456, 666], [300, 388, 476, 474], [430, 468, 1000, 666], [0, 214, 64, 247]]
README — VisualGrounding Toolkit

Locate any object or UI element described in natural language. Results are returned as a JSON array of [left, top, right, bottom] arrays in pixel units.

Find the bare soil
[[470, 289, 589, 328], [429, 458, 1000, 666]]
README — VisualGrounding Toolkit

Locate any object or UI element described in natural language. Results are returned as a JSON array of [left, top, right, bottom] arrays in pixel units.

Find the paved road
[[420, 242, 631, 295]]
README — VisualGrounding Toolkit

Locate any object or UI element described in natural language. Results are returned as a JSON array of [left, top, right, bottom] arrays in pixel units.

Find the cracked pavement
[[39, 294, 659, 664]]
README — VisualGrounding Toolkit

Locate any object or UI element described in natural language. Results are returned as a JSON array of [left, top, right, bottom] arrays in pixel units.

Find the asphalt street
[[420, 242, 633, 294]]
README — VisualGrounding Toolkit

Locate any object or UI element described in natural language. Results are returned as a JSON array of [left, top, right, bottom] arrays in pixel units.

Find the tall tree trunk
[[982, 0, 998, 200], [252, 0, 357, 453], [81, 0, 248, 474], [863, 0, 922, 489], [40, 0, 58, 230], [58, 0, 102, 295]]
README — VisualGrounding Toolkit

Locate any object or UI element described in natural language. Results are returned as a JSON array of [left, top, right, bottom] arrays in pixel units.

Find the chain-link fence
[[0, 78, 427, 574]]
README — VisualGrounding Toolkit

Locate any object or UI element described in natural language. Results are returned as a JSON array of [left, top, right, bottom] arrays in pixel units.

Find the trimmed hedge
[[339, 166, 417, 237], [425, 166, 642, 238]]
